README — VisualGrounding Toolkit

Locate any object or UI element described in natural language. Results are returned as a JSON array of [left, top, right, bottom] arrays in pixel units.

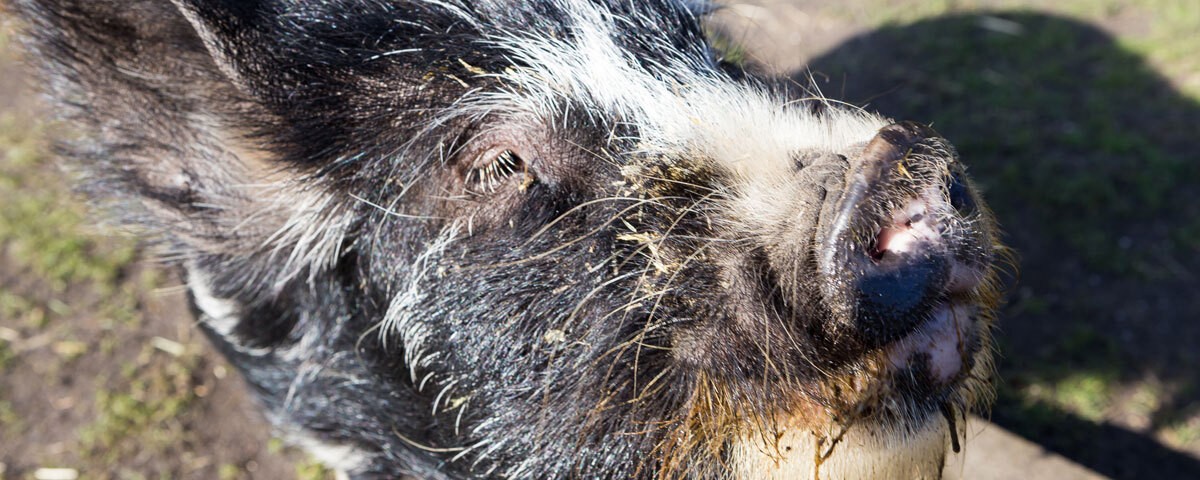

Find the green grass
[[0, 72, 253, 475], [876, 6, 1195, 277], [705, 28, 749, 67], [0, 98, 323, 480], [1004, 324, 1125, 422], [79, 347, 201, 468], [802, 0, 1200, 461], [1041, 373, 1117, 422], [0, 399, 19, 431], [1167, 418, 1200, 450], [295, 458, 335, 480], [0, 340, 13, 374], [0, 115, 136, 292]]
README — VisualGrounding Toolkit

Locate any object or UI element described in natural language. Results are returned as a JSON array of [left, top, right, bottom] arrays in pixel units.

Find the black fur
[[11, 0, 1001, 478]]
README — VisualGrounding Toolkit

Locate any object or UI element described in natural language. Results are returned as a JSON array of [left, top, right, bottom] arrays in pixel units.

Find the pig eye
[[466, 149, 529, 193]]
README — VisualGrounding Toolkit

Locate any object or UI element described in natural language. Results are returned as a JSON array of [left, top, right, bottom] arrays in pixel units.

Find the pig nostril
[[948, 171, 975, 216]]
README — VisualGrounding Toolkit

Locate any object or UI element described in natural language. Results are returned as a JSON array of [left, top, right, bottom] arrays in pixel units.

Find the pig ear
[[13, 0, 355, 293], [166, 0, 278, 94]]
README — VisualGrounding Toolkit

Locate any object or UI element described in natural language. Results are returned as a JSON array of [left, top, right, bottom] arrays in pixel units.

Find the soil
[[0, 23, 306, 480]]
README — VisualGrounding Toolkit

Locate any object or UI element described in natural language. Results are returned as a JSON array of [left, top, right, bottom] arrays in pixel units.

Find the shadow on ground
[[796, 11, 1199, 479]]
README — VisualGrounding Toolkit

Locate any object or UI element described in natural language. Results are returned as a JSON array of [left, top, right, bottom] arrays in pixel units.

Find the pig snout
[[815, 122, 987, 351]]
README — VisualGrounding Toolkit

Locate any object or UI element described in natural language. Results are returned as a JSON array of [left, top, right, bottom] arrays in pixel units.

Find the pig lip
[[829, 185, 991, 396], [882, 302, 979, 385], [872, 196, 986, 385], [821, 189, 976, 349]]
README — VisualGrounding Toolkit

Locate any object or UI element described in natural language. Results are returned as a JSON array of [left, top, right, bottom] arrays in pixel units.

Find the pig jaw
[[730, 417, 950, 480]]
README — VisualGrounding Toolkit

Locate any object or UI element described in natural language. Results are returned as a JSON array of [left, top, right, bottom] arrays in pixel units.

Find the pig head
[[12, 0, 1004, 478]]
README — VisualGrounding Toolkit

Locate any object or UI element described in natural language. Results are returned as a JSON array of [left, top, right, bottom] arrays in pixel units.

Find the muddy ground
[[1, 1, 1198, 479]]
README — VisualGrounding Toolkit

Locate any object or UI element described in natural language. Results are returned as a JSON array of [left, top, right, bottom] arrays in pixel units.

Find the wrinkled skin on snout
[[14, 0, 1003, 478]]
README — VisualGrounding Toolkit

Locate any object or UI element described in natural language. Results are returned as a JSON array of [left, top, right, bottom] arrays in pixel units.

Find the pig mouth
[[883, 302, 978, 385], [868, 192, 988, 387], [672, 122, 998, 463], [787, 188, 994, 469], [809, 122, 997, 420]]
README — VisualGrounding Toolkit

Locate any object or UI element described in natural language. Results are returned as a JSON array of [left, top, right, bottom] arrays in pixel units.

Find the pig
[[10, 0, 1004, 478]]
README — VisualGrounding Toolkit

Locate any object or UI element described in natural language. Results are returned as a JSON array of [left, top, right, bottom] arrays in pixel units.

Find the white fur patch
[[453, 0, 890, 239], [467, 1, 887, 156], [186, 266, 241, 337], [186, 265, 275, 357], [731, 416, 949, 480], [172, 112, 358, 296], [278, 426, 371, 475], [240, 184, 356, 292]]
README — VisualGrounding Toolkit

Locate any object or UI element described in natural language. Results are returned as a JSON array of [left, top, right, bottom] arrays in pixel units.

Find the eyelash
[[467, 150, 524, 193]]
